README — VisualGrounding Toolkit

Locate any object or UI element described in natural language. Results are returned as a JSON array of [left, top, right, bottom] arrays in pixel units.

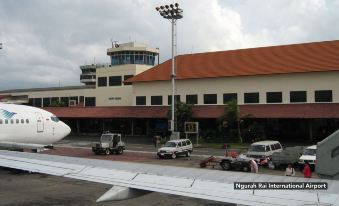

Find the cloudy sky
[[0, 0, 338, 90]]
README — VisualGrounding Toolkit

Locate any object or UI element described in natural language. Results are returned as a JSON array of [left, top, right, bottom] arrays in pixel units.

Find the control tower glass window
[[110, 51, 157, 66]]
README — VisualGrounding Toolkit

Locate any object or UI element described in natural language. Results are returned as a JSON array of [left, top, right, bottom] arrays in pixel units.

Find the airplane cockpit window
[[51, 116, 60, 122]]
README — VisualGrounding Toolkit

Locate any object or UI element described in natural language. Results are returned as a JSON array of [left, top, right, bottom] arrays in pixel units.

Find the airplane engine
[[96, 186, 151, 202]]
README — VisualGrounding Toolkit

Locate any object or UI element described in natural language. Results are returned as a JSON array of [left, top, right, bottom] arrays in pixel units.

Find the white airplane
[[0, 103, 71, 149]]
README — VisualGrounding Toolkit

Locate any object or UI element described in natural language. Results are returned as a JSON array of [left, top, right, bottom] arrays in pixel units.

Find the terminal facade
[[1, 40, 339, 143]]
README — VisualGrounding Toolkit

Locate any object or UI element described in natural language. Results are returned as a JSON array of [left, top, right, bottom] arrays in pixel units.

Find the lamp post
[[156, 3, 183, 139]]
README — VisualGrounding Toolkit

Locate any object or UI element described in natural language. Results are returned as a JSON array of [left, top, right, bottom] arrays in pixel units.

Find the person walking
[[250, 159, 258, 173], [285, 163, 295, 176], [303, 161, 312, 178]]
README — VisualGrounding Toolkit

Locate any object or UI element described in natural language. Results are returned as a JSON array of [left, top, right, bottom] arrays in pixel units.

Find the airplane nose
[[54, 121, 71, 143], [63, 122, 71, 137]]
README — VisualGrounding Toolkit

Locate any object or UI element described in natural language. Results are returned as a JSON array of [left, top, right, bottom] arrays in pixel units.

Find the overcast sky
[[0, 0, 339, 90]]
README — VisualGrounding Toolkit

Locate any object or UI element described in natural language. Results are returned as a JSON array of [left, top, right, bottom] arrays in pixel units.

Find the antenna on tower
[[111, 40, 119, 48]]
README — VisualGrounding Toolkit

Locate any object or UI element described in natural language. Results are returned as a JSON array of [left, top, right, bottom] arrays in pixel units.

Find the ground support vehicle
[[219, 154, 252, 172], [199, 156, 220, 168], [92, 133, 125, 155]]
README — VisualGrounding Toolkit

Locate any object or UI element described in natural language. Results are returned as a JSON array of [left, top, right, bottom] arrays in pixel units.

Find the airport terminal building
[[1, 40, 339, 143]]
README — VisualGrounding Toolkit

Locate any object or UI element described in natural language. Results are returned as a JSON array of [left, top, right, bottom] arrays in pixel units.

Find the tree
[[168, 101, 193, 134], [219, 99, 243, 143]]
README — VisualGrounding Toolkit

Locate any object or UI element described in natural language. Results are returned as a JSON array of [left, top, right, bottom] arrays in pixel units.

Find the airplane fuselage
[[0, 103, 70, 145]]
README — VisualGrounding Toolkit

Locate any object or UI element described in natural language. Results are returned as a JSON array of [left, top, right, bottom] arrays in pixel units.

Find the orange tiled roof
[[127, 40, 339, 83]]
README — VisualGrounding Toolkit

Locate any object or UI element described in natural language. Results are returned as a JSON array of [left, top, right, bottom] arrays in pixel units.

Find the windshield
[[101, 134, 112, 142], [165, 142, 177, 147], [303, 148, 316, 156], [248, 145, 266, 152], [51, 116, 60, 122]]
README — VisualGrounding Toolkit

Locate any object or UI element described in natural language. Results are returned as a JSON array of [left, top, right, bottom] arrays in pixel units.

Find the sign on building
[[184, 122, 199, 134]]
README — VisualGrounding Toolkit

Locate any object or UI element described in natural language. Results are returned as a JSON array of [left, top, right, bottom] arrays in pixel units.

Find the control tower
[[107, 42, 159, 66]]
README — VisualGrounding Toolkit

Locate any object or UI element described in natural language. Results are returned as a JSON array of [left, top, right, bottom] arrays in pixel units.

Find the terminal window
[[168, 95, 180, 105], [51, 97, 59, 104], [151, 96, 163, 105], [315, 90, 332, 102], [186, 94, 198, 105], [244, 92, 259, 104], [109, 76, 122, 86], [34, 98, 42, 107], [204, 94, 217, 104], [223, 93, 237, 104], [136, 96, 146, 105], [60, 97, 69, 106], [98, 77, 107, 87], [290, 91, 306, 103], [85, 97, 96, 107], [43, 98, 51, 107], [266, 92, 282, 103]]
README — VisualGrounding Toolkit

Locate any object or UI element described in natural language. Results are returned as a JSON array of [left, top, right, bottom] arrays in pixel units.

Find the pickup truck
[[92, 133, 125, 155], [271, 146, 305, 170]]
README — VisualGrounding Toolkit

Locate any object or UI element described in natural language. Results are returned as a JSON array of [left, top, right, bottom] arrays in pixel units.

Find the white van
[[157, 139, 193, 159], [246, 140, 283, 159], [298, 145, 317, 171]]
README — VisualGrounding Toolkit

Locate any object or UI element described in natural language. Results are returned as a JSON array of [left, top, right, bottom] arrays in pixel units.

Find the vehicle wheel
[[117, 147, 123, 155], [242, 166, 250, 172], [186, 151, 191, 157], [220, 161, 231, 170], [171, 153, 177, 159], [105, 149, 110, 155]]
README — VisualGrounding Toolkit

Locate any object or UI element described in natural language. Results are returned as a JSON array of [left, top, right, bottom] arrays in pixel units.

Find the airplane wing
[[0, 150, 338, 206]]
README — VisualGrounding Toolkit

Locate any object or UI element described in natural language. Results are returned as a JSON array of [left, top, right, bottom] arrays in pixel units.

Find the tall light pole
[[156, 3, 183, 139]]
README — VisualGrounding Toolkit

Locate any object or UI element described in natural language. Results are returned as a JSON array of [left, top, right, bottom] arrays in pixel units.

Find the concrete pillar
[[76, 119, 80, 134], [146, 120, 149, 136], [131, 119, 134, 136]]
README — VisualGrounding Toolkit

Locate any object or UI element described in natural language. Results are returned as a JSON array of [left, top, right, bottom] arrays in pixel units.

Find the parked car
[[298, 145, 317, 171], [92, 133, 125, 155], [246, 140, 283, 160], [220, 155, 252, 172], [157, 139, 193, 159]]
